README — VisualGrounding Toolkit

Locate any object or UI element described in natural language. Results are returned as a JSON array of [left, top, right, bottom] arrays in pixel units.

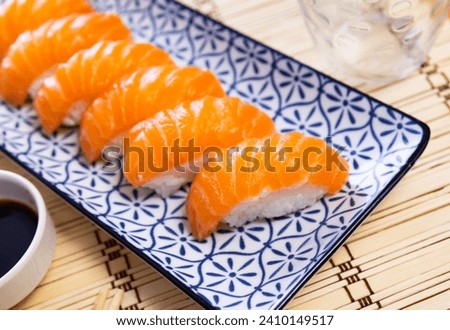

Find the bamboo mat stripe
[[1, 0, 450, 310]]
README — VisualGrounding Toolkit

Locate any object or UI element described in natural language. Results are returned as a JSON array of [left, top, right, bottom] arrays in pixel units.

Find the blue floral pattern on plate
[[0, 0, 429, 310]]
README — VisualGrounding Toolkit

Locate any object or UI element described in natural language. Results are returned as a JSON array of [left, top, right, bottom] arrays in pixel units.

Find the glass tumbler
[[298, 0, 449, 84]]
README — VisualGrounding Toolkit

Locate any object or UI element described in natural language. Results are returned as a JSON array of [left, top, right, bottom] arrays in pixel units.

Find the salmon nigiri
[[0, 13, 132, 105], [80, 66, 226, 163], [0, 0, 93, 59], [123, 96, 276, 197], [34, 41, 174, 134], [186, 132, 349, 239]]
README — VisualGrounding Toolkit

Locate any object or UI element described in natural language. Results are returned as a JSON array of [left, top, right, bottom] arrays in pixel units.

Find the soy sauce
[[0, 200, 38, 278]]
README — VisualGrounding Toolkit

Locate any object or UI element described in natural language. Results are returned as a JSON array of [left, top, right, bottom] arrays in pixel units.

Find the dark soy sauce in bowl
[[0, 200, 38, 278]]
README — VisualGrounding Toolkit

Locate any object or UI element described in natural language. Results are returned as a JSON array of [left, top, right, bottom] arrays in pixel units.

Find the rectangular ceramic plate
[[0, 0, 430, 309]]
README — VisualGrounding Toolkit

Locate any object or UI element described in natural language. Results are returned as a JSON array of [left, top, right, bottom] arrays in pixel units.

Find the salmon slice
[[0, 0, 93, 59], [123, 96, 276, 197], [186, 132, 349, 239], [0, 13, 132, 105], [80, 66, 226, 163], [33, 41, 174, 134]]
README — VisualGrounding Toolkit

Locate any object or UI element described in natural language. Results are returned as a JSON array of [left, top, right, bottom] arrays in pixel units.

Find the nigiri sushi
[[0, 13, 132, 105], [80, 66, 226, 163], [34, 41, 174, 133], [123, 96, 276, 197], [186, 132, 349, 239], [0, 0, 93, 59]]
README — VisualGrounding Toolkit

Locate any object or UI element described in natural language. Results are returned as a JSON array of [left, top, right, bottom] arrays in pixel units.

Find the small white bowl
[[0, 170, 55, 309]]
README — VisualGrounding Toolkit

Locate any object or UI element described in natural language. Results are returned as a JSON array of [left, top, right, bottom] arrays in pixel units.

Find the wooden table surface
[[2, 0, 450, 310]]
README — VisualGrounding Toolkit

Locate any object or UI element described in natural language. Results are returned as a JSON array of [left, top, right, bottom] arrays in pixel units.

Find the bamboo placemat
[[2, 0, 450, 310]]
